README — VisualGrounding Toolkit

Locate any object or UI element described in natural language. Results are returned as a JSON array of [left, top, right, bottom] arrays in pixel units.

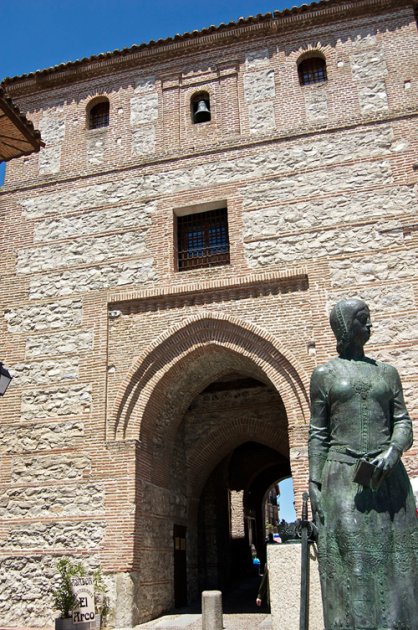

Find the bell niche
[[191, 91, 211, 124]]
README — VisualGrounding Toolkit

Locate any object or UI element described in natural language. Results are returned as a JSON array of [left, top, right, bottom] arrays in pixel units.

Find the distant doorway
[[173, 524, 187, 608]]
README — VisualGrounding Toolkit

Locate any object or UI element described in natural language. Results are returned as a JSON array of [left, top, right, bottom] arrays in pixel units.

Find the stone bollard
[[202, 590, 223, 630]]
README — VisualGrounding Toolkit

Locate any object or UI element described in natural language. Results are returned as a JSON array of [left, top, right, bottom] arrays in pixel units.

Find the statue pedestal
[[267, 542, 324, 630]]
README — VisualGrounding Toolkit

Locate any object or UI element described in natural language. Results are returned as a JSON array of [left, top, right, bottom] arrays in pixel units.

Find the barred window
[[176, 208, 230, 271], [88, 100, 109, 129], [298, 56, 327, 86]]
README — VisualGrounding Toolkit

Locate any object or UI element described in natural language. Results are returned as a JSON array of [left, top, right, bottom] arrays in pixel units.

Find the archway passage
[[190, 375, 290, 609], [132, 357, 296, 620], [115, 315, 309, 622]]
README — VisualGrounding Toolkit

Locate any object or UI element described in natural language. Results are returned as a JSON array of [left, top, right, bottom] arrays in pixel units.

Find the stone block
[[21, 384, 91, 420], [244, 69, 275, 102], [134, 76, 156, 92], [12, 453, 91, 482], [202, 590, 223, 630], [28, 259, 156, 299], [241, 160, 392, 209], [327, 284, 415, 315], [1, 520, 105, 549], [268, 543, 323, 630], [114, 571, 141, 627], [329, 250, 417, 287], [351, 47, 388, 81], [373, 347, 418, 378], [17, 231, 148, 274], [130, 92, 158, 126], [39, 145, 62, 175], [87, 133, 106, 165], [5, 300, 82, 333], [358, 80, 389, 114], [243, 187, 415, 237], [11, 358, 79, 385], [305, 89, 328, 122], [26, 330, 93, 357], [248, 101, 276, 133], [370, 314, 418, 345], [34, 201, 154, 242], [245, 221, 402, 267], [245, 49, 270, 69], [132, 125, 156, 155], [18, 125, 396, 219], [0, 484, 104, 518], [0, 420, 84, 453]]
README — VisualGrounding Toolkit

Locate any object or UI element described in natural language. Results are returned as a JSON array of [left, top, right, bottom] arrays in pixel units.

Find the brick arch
[[110, 312, 310, 443], [288, 42, 333, 63], [187, 413, 289, 499]]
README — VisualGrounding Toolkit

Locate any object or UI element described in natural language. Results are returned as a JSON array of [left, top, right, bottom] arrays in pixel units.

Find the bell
[[193, 99, 211, 123]]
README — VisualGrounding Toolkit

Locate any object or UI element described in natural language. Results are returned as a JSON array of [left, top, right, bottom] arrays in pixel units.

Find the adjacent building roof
[[0, 87, 43, 162]]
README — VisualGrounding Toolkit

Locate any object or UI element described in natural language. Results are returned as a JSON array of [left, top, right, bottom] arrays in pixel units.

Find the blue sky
[[0, 0, 307, 80], [0, 1, 301, 521], [0, 0, 308, 184]]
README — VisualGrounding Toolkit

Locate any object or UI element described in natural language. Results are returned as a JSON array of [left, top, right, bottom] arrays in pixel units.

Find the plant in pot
[[52, 558, 86, 630]]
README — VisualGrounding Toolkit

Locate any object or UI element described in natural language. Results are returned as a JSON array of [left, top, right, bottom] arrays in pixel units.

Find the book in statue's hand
[[353, 459, 384, 491]]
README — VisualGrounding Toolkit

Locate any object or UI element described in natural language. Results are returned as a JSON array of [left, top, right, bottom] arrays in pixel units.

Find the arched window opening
[[298, 56, 327, 86], [88, 99, 109, 130], [191, 92, 211, 124]]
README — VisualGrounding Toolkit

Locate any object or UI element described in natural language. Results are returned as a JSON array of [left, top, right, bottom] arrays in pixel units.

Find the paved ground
[[133, 612, 271, 629], [133, 576, 271, 629], [0, 577, 270, 630]]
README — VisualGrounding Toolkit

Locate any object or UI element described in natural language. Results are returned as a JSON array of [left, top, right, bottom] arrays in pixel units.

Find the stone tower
[[0, 0, 417, 626]]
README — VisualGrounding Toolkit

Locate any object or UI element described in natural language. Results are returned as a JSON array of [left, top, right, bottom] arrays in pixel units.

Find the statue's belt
[[327, 448, 382, 465]]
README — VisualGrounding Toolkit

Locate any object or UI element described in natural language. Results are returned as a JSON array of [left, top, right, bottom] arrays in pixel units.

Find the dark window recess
[[89, 102, 109, 129], [177, 208, 230, 271], [298, 57, 327, 86]]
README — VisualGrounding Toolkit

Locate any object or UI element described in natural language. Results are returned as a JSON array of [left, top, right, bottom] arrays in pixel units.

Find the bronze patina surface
[[308, 299, 417, 629]]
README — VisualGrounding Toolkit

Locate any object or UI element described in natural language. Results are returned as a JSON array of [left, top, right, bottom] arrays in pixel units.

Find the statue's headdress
[[329, 298, 367, 355]]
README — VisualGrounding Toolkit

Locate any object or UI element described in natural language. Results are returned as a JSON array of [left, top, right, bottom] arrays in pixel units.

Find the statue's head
[[329, 298, 371, 356]]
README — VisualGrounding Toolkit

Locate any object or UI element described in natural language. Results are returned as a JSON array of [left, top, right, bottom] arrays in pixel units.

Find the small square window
[[176, 207, 230, 271]]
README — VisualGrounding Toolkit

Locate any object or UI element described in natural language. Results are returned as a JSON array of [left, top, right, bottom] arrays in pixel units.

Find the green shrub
[[52, 558, 86, 619], [93, 567, 110, 627]]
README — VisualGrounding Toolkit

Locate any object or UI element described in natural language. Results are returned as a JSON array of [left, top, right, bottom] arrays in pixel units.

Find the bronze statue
[[309, 298, 417, 629]]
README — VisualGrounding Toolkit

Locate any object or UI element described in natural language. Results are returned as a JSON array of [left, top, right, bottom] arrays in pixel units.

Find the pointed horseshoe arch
[[109, 312, 311, 443]]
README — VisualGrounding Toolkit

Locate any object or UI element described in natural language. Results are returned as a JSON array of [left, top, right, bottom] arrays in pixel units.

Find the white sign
[[71, 576, 95, 624]]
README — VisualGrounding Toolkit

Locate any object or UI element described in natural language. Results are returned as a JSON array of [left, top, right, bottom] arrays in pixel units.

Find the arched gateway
[[107, 313, 310, 624]]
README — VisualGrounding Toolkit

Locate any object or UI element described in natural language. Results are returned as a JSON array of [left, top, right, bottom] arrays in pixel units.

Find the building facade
[[0, 0, 417, 626]]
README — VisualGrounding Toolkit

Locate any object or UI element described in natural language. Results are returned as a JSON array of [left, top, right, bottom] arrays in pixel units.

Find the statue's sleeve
[[390, 367, 413, 453], [308, 366, 330, 485]]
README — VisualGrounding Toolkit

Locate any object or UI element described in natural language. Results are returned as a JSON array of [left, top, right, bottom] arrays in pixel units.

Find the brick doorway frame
[[107, 312, 310, 623]]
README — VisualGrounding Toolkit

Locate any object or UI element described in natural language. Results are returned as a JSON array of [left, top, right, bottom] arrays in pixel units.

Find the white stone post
[[268, 543, 324, 630], [201, 590, 223, 630]]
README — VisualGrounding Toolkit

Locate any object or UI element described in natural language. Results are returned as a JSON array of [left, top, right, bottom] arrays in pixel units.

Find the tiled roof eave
[[0, 87, 44, 161], [1, 0, 410, 94]]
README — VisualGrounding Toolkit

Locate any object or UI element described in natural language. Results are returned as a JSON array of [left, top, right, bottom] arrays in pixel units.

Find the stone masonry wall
[[0, 2, 416, 626]]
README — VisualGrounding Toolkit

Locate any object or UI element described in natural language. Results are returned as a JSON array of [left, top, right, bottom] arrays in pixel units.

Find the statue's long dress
[[309, 357, 418, 630]]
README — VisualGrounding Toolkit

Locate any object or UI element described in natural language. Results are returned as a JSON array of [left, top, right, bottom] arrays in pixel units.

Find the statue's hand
[[309, 480, 324, 525], [371, 445, 401, 480]]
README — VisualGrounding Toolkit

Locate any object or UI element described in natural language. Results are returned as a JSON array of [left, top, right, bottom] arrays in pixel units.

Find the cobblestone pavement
[[132, 612, 271, 629], [132, 576, 271, 629], [0, 617, 271, 630]]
